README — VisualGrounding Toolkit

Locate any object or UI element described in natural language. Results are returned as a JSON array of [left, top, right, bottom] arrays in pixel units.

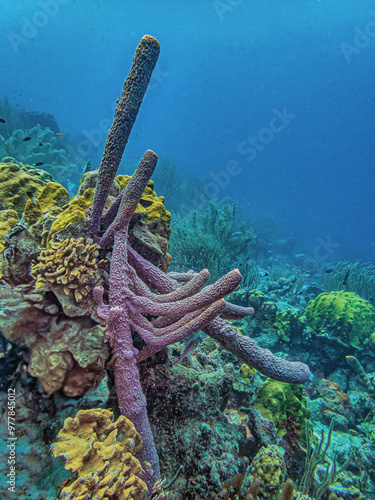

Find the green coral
[[254, 379, 310, 444], [274, 308, 305, 342], [304, 291, 375, 348]]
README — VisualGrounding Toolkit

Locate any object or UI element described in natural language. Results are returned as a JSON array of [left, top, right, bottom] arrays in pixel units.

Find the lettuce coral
[[52, 408, 148, 499], [32, 237, 105, 316]]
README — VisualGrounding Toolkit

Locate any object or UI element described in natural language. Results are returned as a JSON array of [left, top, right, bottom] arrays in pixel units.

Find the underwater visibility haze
[[0, 1, 375, 499]]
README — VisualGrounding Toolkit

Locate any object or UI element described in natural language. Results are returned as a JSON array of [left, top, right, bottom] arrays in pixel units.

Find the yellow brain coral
[[52, 408, 148, 500]]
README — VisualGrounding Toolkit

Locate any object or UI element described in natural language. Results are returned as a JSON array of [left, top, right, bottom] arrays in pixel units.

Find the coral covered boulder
[[0, 287, 108, 396], [304, 291, 375, 348]]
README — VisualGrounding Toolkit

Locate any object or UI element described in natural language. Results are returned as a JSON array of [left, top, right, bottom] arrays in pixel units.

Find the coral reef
[[0, 35, 316, 500], [304, 291, 375, 348], [52, 408, 148, 499]]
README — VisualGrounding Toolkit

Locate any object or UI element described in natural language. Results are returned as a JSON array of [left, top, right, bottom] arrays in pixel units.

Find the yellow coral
[[0, 159, 45, 215], [0, 209, 19, 253], [36, 181, 69, 212], [116, 174, 171, 224], [23, 199, 43, 226], [32, 237, 103, 303], [52, 409, 148, 500], [47, 188, 94, 244]]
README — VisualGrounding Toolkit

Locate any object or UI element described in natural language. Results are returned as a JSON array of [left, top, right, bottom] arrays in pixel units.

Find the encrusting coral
[[0, 287, 108, 396], [52, 408, 148, 499], [0, 157, 46, 215], [254, 378, 310, 444]]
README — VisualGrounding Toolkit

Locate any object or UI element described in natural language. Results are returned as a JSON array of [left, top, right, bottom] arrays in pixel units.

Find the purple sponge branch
[[90, 35, 160, 235], [97, 149, 158, 248], [127, 243, 310, 383], [203, 318, 311, 384]]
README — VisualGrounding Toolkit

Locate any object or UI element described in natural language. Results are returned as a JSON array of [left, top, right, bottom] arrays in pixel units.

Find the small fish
[[0, 118, 6, 123], [325, 269, 334, 273], [23, 136, 31, 141], [37, 142, 43, 146], [172, 339, 195, 366], [341, 269, 350, 286], [33, 161, 44, 166], [26, 190, 36, 203], [56, 132, 64, 136]]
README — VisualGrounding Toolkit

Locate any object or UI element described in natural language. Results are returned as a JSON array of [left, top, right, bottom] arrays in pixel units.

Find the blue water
[[1, 0, 374, 264]]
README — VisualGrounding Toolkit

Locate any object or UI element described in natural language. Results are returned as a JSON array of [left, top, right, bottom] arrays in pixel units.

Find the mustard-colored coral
[[249, 444, 286, 499], [36, 181, 69, 212], [47, 188, 94, 244], [0, 209, 19, 253], [304, 291, 375, 348], [32, 236, 103, 303], [23, 182, 69, 226], [0, 158, 46, 216], [116, 175, 171, 224], [52, 409, 148, 500], [23, 199, 43, 226]]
